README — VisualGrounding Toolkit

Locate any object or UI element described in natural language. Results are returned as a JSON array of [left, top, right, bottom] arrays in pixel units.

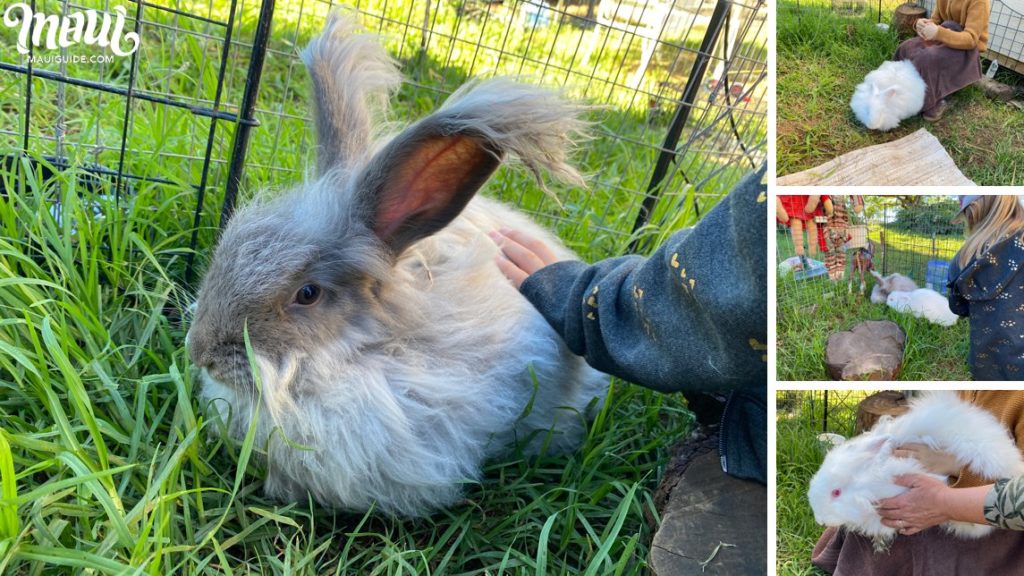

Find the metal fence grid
[[0, 0, 768, 282], [242, 0, 768, 254], [777, 195, 963, 312], [777, 389, 886, 436], [0, 0, 276, 280]]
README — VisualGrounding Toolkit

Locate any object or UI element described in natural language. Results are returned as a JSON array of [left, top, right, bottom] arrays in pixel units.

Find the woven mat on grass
[[778, 128, 976, 186]]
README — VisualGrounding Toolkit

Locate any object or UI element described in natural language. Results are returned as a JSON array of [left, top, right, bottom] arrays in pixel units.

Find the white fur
[[850, 60, 927, 131], [808, 392, 1024, 549], [869, 270, 918, 304], [886, 288, 958, 327]]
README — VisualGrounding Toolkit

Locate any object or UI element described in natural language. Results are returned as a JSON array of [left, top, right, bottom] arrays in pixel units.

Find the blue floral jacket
[[520, 166, 767, 483], [948, 232, 1024, 381]]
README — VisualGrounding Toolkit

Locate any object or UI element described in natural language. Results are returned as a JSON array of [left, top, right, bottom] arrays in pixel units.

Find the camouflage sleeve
[[984, 477, 1024, 530]]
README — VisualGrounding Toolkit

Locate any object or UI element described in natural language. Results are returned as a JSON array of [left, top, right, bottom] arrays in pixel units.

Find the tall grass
[[0, 1, 764, 571], [776, 390, 877, 576], [0, 160, 695, 573]]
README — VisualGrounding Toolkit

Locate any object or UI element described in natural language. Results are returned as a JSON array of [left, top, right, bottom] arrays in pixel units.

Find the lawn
[[776, 390, 876, 576], [0, 0, 767, 573], [777, 223, 972, 381], [777, 0, 1024, 185]]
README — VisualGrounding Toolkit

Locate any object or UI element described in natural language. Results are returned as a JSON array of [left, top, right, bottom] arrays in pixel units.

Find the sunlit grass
[[0, 0, 757, 571]]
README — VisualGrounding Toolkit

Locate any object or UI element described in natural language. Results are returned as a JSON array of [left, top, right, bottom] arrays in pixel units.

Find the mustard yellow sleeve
[[934, 0, 990, 50]]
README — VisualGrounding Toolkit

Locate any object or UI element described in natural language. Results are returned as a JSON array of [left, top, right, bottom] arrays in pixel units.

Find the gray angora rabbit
[[186, 13, 609, 516]]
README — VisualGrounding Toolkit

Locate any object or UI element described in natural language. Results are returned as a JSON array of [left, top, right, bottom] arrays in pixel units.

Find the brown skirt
[[894, 21, 982, 113], [811, 526, 1024, 576]]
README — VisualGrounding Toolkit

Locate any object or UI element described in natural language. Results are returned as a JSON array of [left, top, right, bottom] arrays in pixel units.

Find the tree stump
[[855, 391, 910, 434], [825, 320, 906, 380], [893, 3, 927, 37]]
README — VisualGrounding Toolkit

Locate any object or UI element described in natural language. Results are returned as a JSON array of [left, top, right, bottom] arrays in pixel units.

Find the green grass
[[777, 0, 1024, 185], [0, 0, 764, 573], [0, 160, 695, 573], [776, 225, 972, 381], [776, 390, 875, 576]]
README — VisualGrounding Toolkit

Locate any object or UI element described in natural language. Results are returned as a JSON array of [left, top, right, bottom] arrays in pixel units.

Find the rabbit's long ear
[[301, 12, 401, 175], [353, 79, 587, 255]]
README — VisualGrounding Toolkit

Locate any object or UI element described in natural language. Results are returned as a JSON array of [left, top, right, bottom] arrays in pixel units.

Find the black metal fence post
[[628, 0, 732, 253], [219, 0, 277, 229]]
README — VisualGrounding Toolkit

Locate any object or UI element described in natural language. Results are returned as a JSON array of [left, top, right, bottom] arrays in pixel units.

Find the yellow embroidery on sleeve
[[670, 253, 680, 268], [633, 285, 644, 299], [756, 192, 766, 203], [749, 338, 767, 362]]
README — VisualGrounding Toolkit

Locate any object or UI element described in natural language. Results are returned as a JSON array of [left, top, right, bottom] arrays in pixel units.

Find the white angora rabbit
[[850, 60, 927, 131], [186, 13, 609, 516], [869, 270, 918, 304], [886, 288, 958, 327], [808, 391, 1024, 551]]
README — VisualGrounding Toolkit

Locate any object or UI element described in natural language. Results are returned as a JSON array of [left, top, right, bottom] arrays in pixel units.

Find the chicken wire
[[777, 195, 964, 313], [1, 0, 767, 287]]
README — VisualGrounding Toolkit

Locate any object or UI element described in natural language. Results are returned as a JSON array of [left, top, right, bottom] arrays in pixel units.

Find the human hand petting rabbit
[[489, 228, 564, 289], [186, 12, 609, 517]]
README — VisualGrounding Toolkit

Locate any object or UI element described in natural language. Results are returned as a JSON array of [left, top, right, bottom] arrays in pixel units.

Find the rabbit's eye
[[831, 489, 842, 498], [295, 284, 322, 306]]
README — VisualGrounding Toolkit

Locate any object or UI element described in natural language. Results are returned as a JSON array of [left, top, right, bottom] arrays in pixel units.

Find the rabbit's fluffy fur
[[808, 391, 1024, 550], [850, 60, 927, 131], [886, 288, 959, 327], [187, 14, 609, 516], [869, 270, 918, 304]]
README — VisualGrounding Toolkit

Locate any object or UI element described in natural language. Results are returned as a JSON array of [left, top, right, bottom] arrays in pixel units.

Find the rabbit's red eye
[[831, 489, 842, 498], [295, 284, 321, 306]]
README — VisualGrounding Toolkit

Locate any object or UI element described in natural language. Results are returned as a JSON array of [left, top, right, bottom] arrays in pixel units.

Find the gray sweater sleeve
[[518, 167, 767, 393]]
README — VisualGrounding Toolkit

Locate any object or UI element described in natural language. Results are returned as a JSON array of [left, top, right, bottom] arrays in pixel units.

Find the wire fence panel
[[777, 389, 883, 436], [1, 0, 767, 280], [777, 195, 962, 313], [237, 0, 768, 258], [0, 0, 274, 280]]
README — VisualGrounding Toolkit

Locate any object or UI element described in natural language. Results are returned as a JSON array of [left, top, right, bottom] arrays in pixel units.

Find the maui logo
[[3, 4, 140, 56]]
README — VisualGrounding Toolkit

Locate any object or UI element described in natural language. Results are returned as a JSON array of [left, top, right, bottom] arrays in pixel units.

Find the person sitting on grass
[[947, 195, 1024, 380], [813, 391, 1024, 576], [895, 0, 989, 121], [489, 166, 767, 570]]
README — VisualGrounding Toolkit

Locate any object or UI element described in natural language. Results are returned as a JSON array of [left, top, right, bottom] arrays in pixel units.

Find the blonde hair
[[957, 196, 1024, 267]]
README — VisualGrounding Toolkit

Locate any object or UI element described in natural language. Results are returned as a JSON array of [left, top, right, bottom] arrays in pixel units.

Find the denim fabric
[[520, 165, 767, 483], [948, 232, 1024, 380]]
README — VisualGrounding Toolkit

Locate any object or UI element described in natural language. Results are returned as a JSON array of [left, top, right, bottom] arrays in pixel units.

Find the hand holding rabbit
[[893, 443, 962, 476], [877, 474, 954, 535]]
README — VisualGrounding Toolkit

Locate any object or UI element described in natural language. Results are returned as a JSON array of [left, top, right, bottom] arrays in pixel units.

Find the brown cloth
[[895, 21, 982, 113], [811, 525, 1024, 575]]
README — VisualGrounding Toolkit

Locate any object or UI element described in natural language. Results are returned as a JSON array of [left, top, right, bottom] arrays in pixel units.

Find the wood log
[[855, 391, 910, 434], [893, 3, 927, 37]]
